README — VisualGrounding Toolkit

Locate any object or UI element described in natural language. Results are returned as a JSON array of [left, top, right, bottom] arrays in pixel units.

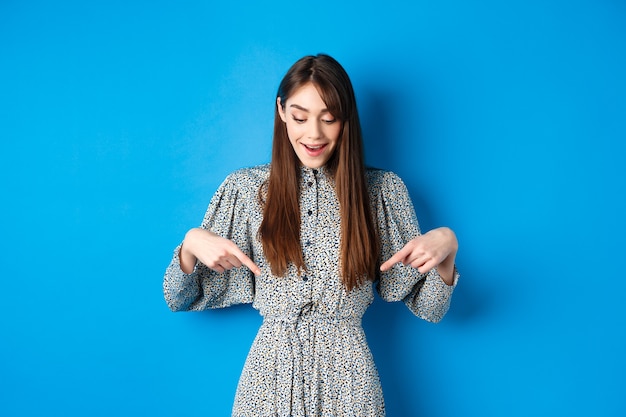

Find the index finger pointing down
[[232, 247, 261, 276], [379, 246, 411, 272]]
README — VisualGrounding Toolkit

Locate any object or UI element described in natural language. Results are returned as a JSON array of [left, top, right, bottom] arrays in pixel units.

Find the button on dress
[[163, 164, 458, 417]]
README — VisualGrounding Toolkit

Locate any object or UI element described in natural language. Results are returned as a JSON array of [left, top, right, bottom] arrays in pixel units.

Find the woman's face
[[278, 83, 342, 169]]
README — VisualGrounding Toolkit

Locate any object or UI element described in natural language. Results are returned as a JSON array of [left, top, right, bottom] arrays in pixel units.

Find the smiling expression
[[277, 83, 342, 169]]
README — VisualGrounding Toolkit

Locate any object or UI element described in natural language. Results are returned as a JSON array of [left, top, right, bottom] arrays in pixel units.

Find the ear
[[277, 97, 287, 123]]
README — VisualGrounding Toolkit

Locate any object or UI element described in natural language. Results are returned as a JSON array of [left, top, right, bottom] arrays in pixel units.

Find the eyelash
[[292, 117, 336, 124]]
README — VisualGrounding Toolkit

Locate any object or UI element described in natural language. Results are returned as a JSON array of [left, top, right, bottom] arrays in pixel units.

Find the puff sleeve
[[163, 170, 260, 312], [372, 171, 459, 323]]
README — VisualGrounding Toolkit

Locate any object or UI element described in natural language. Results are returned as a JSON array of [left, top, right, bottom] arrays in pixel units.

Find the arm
[[163, 169, 262, 312], [164, 228, 260, 312], [372, 171, 459, 322]]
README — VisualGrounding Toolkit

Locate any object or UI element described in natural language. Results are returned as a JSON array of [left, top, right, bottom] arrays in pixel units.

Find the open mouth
[[303, 143, 327, 155]]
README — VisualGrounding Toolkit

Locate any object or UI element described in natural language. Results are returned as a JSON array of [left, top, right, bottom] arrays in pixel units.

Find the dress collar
[[299, 164, 329, 178]]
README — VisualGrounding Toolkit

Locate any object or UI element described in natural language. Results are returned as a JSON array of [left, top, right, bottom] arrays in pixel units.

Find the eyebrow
[[289, 104, 331, 114]]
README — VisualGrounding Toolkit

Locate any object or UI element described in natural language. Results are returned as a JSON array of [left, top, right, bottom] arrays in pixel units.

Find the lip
[[303, 143, 328, 157]]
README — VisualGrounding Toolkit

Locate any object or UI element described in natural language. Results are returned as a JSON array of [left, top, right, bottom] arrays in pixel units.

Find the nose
[[307, 121, 322, 140]]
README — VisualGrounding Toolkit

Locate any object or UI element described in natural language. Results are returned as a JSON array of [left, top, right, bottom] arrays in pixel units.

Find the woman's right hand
[[179, 228, 261, 276]]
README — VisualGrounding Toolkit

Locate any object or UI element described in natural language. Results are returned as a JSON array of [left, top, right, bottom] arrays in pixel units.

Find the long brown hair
[[259, 54, 380, 291]]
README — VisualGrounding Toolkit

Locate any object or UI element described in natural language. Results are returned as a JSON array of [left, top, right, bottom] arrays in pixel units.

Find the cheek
[[285, 121, 303, 140], [327, 125, 342, 142]]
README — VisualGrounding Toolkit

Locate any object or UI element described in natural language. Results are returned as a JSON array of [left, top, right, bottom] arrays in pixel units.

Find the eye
[[322, 119, 337, 125], [292, 116, 306, 124]]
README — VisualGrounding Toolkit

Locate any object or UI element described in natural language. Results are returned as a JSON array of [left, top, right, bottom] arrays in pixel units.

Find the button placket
[[300, 169, 318, 286]]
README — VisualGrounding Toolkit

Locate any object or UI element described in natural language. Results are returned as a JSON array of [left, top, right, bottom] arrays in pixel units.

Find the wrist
[[180, 228, 200, 273]]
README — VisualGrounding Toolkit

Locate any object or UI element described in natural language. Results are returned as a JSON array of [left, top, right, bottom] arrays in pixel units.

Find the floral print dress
[[163, 164, 458, 417]]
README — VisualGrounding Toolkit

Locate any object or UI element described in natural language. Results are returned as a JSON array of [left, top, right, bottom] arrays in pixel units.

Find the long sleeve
[[370, 170, 459, 323], [163, 169, 264, 312]]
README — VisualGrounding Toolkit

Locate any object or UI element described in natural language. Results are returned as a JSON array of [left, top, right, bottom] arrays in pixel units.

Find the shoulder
[[365, 167, 406, 191], [365, 168, 417, 219], [213, 164, 269, 201], [224, 164, 270, 187]]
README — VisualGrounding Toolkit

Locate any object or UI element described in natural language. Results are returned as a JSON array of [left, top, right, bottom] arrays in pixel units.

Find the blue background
[[1, 1, 625, 416]]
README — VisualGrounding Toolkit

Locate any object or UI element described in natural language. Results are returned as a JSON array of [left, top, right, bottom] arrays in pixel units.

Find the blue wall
[[1, 1, 625, 416]]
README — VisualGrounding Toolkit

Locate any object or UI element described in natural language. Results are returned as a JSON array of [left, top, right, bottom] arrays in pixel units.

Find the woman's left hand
[[380, 227, 458, 285]]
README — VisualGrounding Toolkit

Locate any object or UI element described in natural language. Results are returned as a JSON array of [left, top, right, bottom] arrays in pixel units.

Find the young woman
[[163, 54, 459, 417]]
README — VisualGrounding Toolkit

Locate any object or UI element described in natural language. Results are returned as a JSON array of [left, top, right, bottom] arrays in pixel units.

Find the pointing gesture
[[380, 227, 458, 285], [180, 228, 261, 276]]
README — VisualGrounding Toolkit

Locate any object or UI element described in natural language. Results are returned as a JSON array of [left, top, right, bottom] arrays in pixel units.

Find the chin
[[301, 159, 327, 169]]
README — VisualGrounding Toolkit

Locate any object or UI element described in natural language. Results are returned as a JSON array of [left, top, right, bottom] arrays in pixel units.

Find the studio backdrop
[[1, 1, 625, 416]]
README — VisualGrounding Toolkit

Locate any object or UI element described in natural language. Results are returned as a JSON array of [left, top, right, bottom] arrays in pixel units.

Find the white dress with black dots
[[163, 164, 458, 417]]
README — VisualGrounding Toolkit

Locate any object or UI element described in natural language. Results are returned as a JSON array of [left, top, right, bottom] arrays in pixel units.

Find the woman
[[163, 54, 459, 417]]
